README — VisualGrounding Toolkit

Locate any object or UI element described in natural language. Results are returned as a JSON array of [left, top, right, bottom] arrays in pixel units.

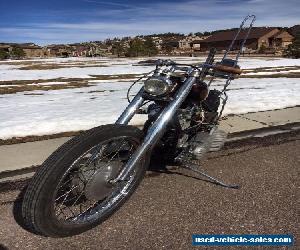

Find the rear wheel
[[22, 124, 148, 237]]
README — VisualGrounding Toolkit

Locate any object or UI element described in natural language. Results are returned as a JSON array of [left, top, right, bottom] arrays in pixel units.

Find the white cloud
[[1, 0, 299, 44]]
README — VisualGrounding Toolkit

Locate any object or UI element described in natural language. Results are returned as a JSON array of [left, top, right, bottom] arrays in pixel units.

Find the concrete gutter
[[0, 106, 299, 182]]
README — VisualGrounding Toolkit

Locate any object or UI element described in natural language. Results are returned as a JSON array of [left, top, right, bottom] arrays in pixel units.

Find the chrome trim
[[115, 87, 145, 125], [144, 75, 173, 96], [114, 71, 198, 181]]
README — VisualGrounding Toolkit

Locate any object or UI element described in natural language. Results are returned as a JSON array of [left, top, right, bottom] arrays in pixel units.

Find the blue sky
[[0, 0, 299, 45]]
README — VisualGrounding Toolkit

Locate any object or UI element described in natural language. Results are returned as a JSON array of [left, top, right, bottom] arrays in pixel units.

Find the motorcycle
[[22, 15, 255, 237]]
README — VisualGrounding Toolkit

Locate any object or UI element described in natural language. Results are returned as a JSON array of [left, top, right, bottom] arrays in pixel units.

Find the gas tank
[[189, 80, 209, 103]]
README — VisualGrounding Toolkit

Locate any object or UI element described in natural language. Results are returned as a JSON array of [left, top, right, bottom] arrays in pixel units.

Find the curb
[[0, 122, 299, 185]]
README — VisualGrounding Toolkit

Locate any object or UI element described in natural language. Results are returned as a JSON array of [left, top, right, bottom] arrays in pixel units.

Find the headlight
[[144, 76, 173, 96]]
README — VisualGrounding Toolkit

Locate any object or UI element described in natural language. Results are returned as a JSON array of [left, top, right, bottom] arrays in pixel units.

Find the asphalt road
[[0, 134, 299, 250]]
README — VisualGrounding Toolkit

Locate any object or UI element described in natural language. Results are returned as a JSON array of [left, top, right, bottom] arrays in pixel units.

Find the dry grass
[[0, 61, 42, 66], [89, 73, 141, 79], [240, 72, 300, 78], [0, 131, 83, 146], [19, 63, 108, 70], [0, 79, 90, 94], [0, 74, 141, 94], [243, 66, 300, 73]]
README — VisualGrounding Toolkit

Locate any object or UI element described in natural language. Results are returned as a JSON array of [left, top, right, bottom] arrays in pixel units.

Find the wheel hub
[[84, 161, 122, 200]]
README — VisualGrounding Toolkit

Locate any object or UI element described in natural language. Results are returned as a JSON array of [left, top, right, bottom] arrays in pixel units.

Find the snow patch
[[1, 57, 300, 139]]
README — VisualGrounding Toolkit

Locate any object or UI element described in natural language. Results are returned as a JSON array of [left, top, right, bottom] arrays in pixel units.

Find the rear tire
[[22, 124, 147, 237]]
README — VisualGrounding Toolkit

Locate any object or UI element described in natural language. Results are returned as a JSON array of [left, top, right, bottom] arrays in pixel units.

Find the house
[[152, 37, 163, 50], [0, 44, 11, 53], [45, 44, 73, 57], [71, 45, 89, 57], [178, 35, 208, 50], [17, 43, 44, 58], [191, 27, 294, 53], [87, 46, 104, 57], [0, 43, 45, 58], [268, 30, 294, 49], [289, 25, 300, 37], [68, 42, 108, 57]]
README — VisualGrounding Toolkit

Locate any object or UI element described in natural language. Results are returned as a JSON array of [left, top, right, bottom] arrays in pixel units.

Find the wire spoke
[[68, 140, 127, 208], [55, 184, 80, 202], [53, 137, 134, 221], [74, 200, 99, 220]]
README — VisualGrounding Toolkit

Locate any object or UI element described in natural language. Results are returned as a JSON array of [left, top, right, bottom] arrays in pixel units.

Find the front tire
[[22, 124, 148, 237]]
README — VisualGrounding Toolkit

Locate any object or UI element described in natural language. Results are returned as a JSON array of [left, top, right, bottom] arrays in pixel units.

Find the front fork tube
[[114, 72, 199, 182], [115, 87, 145, 125]]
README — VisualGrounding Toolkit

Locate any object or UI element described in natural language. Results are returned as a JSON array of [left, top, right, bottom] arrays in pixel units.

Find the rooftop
[[192, 27, 279, 44]]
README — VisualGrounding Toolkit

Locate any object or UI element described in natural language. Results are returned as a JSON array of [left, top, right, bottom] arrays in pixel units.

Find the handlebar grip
[[214, 65, 243, 75]]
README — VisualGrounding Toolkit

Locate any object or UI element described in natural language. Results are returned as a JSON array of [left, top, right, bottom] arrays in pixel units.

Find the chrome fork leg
[[113, 74, 198, 182], [115, 87, 145, 125]]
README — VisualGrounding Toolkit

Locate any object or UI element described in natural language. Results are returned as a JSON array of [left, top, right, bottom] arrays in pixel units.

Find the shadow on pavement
[[147, 151, 238, 189], [0, 243, 9, 250]]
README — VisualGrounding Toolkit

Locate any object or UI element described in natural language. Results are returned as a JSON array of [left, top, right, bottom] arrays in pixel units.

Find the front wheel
[[22, 124, 148, 237]]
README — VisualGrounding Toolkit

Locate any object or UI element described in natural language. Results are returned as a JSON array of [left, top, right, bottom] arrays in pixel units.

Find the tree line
[[284, 31, 300, 58], [1, 30, 298, 59], [0, 47, 25, 60], [112, 38, 159, 57]]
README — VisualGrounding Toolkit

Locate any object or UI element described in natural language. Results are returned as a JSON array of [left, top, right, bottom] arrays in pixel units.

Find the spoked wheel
[[22, 125, 148, 237]]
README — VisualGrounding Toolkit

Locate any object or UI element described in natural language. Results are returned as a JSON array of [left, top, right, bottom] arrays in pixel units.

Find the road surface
[[0, 132, 299, 249]]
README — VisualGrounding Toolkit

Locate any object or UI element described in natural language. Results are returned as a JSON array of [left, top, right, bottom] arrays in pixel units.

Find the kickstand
[[181, 164, 239, 189]]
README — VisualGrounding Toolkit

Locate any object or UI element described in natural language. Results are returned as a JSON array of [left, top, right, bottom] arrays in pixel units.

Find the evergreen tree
[[112, 42, 125, 57], [0, 49, 9, 60], [126, 38, 145, 57], [10, 47, 25, 59], [258, 44, 267, 54], [161, 42, 174, 54], [144, 38, 158, 56], [195, 32, 204, 36], [284, 32, 300, 58]]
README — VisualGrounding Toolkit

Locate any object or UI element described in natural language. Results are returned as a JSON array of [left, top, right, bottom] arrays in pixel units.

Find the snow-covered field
[[0, 56, 300, 139]]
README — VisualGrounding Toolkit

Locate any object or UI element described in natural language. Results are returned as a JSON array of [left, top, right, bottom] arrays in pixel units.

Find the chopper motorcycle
[[22, 15, 256, 237]]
